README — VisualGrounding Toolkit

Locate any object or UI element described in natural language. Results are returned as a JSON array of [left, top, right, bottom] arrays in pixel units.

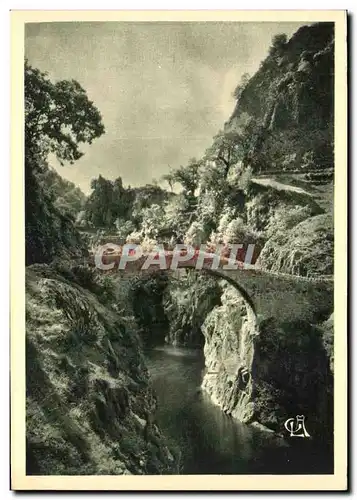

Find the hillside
[[26, 263, 179, 475], [227, 22, 334, 175]]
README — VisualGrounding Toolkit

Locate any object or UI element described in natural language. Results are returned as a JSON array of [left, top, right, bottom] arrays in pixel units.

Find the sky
[[25, 21, 306, 194]]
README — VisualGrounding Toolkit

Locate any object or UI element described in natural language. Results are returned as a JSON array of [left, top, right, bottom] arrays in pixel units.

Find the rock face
[[200, 280, 333, 439], [228, 22, 334, 174], [257, 213, 333, 276], [26, 265, 178, 475], [201, 284, 258, 423], [163, 271, 221, 347]]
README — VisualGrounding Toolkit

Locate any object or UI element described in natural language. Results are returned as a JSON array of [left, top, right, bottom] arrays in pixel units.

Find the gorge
[[25, 21, 335, 476]]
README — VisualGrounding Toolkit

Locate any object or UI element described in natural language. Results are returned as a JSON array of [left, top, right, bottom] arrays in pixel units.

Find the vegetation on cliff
[[228, 23, 334, 174], [25, 20, 335, 468], [257, 213, 333, 276], [25, 63, 179, 474], [26, 264, 178, 474], [25, 60, 104, 265]]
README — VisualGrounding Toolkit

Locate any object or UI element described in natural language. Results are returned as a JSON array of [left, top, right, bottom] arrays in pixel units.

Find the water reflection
[[145, 345, 333, 475]]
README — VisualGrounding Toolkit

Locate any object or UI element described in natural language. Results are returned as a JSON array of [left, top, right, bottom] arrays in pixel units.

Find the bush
[[266, 205, 312, 239], [70, 265, 97, 289], [115, 219, 136, 240], [184, 221, 205, 246], [94, 274, 116, 303], [141, 204, 166, 239], [126, 230, 143, 245], [223, 218, 245, 244]]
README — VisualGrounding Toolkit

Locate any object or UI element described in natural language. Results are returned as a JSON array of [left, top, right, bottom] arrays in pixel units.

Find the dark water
[[145, 345, 333, 475]]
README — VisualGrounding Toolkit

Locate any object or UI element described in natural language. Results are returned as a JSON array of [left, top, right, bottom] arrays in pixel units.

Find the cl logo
[[284, 415, 311, 438]]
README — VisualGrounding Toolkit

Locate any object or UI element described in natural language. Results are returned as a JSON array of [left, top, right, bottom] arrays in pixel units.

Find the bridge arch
[[106, 255, 333, 425], [122, 262, 260, 387]]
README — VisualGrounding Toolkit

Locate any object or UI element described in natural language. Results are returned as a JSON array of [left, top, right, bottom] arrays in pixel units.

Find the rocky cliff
[[200, 279, 333, 439], [196, 22, 335, 436], [26, 264, 178, 475], [163, 271, 221, 347], [257, 213, 333, 276], [228, 22, 334, 174]]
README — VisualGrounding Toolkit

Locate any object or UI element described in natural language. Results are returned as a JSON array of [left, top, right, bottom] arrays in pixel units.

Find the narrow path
[[252, 177, 313, 197]]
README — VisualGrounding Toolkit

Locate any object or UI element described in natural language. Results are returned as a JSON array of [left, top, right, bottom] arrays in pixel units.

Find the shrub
[[115, 219, 136, 240], [266, 205, 312, 239], [126, 230, 143, 245], [223, 217, 246, 245], [184, 221, 205, 246], [70, 265, 97, 289]]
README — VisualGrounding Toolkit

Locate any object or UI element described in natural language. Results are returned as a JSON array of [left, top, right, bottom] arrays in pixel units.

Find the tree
[[131, 184, 170, 224], [268, 33, 288, 57], [141, 204, 166, 239], [204, 130, 242, 178], [164, 193, 192, 241], [170, 159, 200, 197], [232, 72, 251, 101], [162, 172, 175, 192], [42, 167, 86, 219], [223, 218, 246, 245], [184, 221, 205, 246], [25, 60, 104, 165], [25, 60, 105, 264], [85, 175, 115, 228]]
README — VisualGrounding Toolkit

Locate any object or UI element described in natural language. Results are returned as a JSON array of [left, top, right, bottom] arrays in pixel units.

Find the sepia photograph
[[11, 9, 347, 491]]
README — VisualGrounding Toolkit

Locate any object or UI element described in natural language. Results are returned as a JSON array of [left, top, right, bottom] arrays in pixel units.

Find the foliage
[[131, 184, 171, 222], [84, 176, 134, 229], [141, 204, 166, 239], [161, 159, 200, 196], [163, 193, 193, 241], [237, 166, 253, 192], [162, 172, 175, 191], [25, 61, 105, 265], [43, 168, 86, 219], [222, 218, 246, 245], [227, 23, 334, 174], [115, 218, 136, 240], [25, 155, 87, 265], [184, 221, 205, 246], [265, 205, 312, 239], [232, 72, 251, 100], [213, 206, 237, 241], [195, 189, 217, 236], [25, 60, 104, 165], [203, 130, 243, 178], [268, 33, 288, 57]]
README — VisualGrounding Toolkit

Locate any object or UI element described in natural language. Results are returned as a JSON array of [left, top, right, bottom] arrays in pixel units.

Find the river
[[145, 345, 333, 475]]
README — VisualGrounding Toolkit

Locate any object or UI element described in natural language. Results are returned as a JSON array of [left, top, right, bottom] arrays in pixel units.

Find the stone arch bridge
[[99, 250, 333, 326], [96, 249, 334, 427]]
